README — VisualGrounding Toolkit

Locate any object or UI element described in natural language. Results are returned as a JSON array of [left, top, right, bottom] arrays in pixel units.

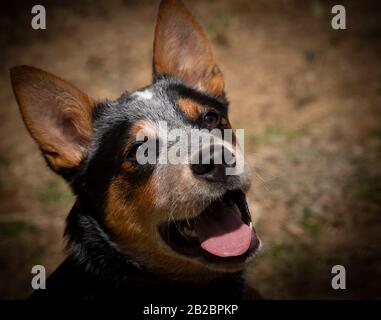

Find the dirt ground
[[0, 0, 380, 299]]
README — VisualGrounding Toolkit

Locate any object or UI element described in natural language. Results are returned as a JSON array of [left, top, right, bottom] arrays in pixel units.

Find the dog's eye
[[203, 111, 220, 128], [125, 141, 146, 162]]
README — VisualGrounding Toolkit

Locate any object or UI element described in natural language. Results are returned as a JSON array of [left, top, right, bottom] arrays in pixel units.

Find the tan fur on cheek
[[103, 173, 218, 281], [105, 176, 154, 245]]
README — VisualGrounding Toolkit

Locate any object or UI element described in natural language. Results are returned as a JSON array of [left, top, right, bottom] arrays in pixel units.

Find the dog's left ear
[[153, 0, 225, 96], [10, 66, 95, 175]]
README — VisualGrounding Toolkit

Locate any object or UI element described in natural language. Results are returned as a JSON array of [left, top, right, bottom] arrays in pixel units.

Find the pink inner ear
[[11, 65, 94, 170], [153, 0, 225, 96]]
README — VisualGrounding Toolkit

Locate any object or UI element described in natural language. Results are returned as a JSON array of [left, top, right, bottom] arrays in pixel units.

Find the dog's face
[[10, 0, 260, 281]]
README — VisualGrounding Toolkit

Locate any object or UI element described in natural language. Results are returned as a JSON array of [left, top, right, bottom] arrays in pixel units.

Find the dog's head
[[10, 0, 260, 281]]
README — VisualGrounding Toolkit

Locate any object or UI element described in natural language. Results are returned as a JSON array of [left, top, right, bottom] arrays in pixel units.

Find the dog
[[10, 0, 261, 301]]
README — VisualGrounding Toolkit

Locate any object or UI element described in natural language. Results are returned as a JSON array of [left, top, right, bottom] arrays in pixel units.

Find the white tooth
[[249, 222, 253, 229]]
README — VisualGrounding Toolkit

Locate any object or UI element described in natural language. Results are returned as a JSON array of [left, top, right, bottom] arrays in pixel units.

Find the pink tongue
[[195, 202, 253, 257]]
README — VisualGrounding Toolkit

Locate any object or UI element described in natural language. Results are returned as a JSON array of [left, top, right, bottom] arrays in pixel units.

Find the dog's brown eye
[[125, 139, 148, 162], [203, 112, 220, 128], [125, 143, 144, 162]]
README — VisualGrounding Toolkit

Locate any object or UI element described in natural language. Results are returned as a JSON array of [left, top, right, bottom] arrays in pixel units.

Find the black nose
[[190, 146, 236, 182]]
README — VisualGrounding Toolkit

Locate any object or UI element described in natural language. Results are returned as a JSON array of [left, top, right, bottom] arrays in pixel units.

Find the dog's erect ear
[[153, 0, 225, 96], [10, 66, 95, 173]]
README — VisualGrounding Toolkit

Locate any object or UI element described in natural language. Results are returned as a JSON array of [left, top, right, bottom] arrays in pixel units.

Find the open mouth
[[159, 190, 260, 264]]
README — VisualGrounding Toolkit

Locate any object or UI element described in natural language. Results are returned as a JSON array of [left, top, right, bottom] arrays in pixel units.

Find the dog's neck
[[64, 199, 244, 294], [65, 199, 157, 286]]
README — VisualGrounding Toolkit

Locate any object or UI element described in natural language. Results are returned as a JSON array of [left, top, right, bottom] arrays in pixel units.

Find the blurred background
[[0, 0, 380, 299]]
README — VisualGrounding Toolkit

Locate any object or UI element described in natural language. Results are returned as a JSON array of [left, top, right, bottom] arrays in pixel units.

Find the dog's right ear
[[153, 0, 225, 96], [10, 66, 95, 174]]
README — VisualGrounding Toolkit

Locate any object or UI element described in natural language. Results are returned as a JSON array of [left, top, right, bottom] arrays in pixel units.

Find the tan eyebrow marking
[[178, 98, 204, 121], [121, 120, 156, 166]]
